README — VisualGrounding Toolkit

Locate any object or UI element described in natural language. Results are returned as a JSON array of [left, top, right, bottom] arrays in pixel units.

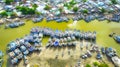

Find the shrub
[[93, 62, 99, 66], [98, 63, 109, 67], [44, 5, 51, 10], [73, 7, 79, 12], [86, 64, 91, 67]]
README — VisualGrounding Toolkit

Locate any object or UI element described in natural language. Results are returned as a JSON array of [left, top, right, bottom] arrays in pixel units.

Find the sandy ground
[[17, 40, 114, 67]]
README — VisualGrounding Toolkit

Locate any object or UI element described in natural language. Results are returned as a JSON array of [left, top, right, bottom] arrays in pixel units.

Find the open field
[[0, 19, 120, 67]]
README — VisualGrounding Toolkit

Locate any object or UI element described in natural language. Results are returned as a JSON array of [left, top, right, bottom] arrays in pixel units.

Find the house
[[117, 0, 120, 4], [0, 2, 5, 10], [4, 5, 14, 11]]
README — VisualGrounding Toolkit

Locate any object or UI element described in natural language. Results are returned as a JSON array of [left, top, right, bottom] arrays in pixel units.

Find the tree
[[5, 0, 14, 5], [93, 62, 99, 66], [86, 64, 91, 67], [35, 11, 41, 15], [100, 8, 106, 13], [110, 0, 117, 4], [83, 9, 88, 14], [82, 0, 88, 2], [44, 5, 51, 10], [69, 0, 76, 5], [32, 4, 38, 9], [73, 7, 79, 12], [0, 10, 8, 17], [59, 8, 63, 13], [16, 6, 36, 15]]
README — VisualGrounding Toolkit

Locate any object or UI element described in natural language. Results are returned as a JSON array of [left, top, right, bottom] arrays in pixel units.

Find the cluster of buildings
[[0, 0, 120, 23]]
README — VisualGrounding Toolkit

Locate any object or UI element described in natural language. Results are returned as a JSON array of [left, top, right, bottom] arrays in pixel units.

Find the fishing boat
[[114, 35, 120, 43], [0, 51, 3, 67]]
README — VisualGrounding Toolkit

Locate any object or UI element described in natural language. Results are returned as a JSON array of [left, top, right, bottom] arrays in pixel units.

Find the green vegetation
[[99, 63, 109, 67], [82, 0, 88, 2], [15, 4, 38, 15], [32, 4, 38, 9], [64, 3, 71, 9], [100, 8, 106, 13], [0, 10, 8, 17], [0, 10, 17, 18], [69, 0, 77, 6], [110, 0, 117, 4], [4, 0, 14, 4], [59, 8, 63, 13], [86, 64, 91, 67], [64, 0, 77, 9], [44, 5, 51, 10], [82, 9, 88, 14], [73, 7, 79, 12], [35, 11, 41, 15], [93, 62, 99, 66], [86, 62, 109, 67], [16, 6, 36, 15]]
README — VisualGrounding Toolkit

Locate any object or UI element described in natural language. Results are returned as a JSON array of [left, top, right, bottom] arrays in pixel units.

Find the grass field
[[0, 19, 120, 67]]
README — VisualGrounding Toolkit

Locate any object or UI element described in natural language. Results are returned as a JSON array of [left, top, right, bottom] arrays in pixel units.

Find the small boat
[[96, 52, 102, 59], [114, 35, 120, 43], [9, 51, 16, 58], [32, 16, 43, 23], [19, 22, 25, 26], [23, 50, 29, 55], [101, 47, 105, 54], [53, 40, 59, 47], [24, 56, 29, 65], [16, 53, 23, 59], [14, 48, 21, 55], [11, 58, 18, 64], [5, 24, 9, 29], [105, 47, 116, 58], [8, 42, 17, 51], [67, 37, 72, 42], [0, 51, 4, 67], [20, 46, 26, 52]]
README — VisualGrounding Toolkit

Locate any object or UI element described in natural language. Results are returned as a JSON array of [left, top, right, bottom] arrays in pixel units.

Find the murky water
[[0, 19, 120, 67]]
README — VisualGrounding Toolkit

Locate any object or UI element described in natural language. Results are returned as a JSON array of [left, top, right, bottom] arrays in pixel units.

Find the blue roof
[[54, 41, 59, 46]]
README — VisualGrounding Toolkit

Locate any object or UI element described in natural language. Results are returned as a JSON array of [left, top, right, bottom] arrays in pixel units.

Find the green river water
[[0, 19, 120, 67]]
